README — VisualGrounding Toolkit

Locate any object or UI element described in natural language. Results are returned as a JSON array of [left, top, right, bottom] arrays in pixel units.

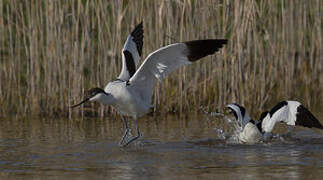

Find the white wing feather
[[128, 43, 191, 103], [262, 105, 288, 132], [261, 101, 301, 133], [118, 36, 141, 80], [117, 23, 143, 81], [128, 39, 227, 105]]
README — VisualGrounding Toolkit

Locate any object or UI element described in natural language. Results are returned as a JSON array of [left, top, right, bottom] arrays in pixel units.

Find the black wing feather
[[130, 22, 143, 56], [296, 105, 323, 129], [185, 39, 227, 62], [269, 101, 288, 117]]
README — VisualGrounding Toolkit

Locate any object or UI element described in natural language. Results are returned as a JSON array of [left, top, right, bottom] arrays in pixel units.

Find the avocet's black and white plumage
[[226, 100, 322, 143], [71, 22, 228, 146], [118, 22, 143, 81]]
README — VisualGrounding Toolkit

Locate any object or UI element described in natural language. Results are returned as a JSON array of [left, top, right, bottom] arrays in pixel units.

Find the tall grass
[[0, 0, 322, 118]]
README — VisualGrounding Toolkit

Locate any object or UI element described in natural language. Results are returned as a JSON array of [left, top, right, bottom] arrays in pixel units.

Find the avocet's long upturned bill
[[71, 22, 228, 146], [226, 101, 323, 144]]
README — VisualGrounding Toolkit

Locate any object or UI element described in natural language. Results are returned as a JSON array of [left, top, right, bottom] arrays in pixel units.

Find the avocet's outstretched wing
[[128, 39, 227, 103], [261, 101, 323, 133], [226, 103, 252, 128], [117, 22, 143, 81]]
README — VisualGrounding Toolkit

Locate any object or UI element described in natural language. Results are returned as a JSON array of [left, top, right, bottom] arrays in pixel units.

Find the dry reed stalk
[[0, 0, 321, 118]]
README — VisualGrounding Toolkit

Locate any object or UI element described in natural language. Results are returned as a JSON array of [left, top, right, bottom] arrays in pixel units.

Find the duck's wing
[[117, 22, 143, 81], [128, 39, 227, 103]]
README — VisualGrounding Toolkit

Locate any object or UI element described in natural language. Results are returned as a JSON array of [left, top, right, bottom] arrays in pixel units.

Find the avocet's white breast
[[239, 122, 263, 144], [105, 81, 151, 117]]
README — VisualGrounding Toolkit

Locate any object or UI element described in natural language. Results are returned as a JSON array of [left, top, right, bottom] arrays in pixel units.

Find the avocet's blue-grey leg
[[284, 125, 295, 137], [119, 116, 130, 146], [287, 125, 295, 134], [263, 132, 273, 142], [122, 117, 141, 147]]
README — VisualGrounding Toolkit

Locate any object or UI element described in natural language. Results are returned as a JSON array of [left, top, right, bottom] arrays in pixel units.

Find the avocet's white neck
[[242, 111, 252, 128], [261, 114, 274, 133], [90, 93, 115, 105]]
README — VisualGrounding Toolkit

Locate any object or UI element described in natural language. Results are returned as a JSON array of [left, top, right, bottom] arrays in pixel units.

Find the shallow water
[[0, 113, 322, 180]]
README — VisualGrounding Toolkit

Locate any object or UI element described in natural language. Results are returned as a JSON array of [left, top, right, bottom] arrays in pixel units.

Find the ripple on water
[[0, 115, 322, 180]]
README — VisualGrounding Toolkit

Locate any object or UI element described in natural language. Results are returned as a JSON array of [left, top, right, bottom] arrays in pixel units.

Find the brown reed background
[[0, 0, 322, 118]]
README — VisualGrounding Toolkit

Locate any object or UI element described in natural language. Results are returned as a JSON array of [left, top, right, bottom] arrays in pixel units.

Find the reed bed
[[0, 0, 322, 118]]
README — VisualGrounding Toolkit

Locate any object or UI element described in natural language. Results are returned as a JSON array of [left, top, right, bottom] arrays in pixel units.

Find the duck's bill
[[70, 98, 90, 108]]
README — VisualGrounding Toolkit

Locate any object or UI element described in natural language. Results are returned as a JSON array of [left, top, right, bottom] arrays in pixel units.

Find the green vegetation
[[0, 0, 322, 117]]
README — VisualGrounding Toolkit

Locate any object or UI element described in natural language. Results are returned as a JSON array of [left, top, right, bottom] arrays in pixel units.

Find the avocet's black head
[[226, 106, 238, 120], [225, 103, 252, 128], [70, 87, 108, 108], [86, 88, 107, 98]]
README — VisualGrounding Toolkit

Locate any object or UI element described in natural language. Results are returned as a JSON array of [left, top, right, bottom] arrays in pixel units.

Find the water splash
[[203, 108, 244, 144], [213, 127, 226, 140], [210, 115, 243, 144]]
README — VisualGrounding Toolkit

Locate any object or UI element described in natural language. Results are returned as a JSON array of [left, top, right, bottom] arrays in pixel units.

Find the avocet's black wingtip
[[131, 22, 144, 57], [185, 39, 227, 62], [296, 105, 323, 130]]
